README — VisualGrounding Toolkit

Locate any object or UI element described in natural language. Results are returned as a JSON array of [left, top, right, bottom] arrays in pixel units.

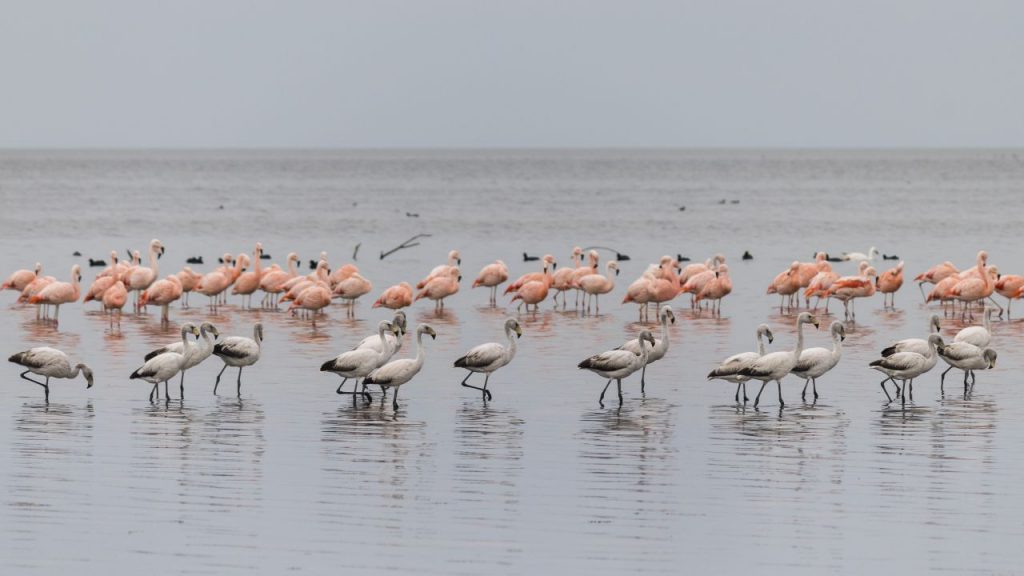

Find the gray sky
[[2, 0, 1023, 148]]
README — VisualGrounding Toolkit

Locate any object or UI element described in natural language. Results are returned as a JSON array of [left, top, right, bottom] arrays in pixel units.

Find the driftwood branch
[[380, 234, 431, 260]]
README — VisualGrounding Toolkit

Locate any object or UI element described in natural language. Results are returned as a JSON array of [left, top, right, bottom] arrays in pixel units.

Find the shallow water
[[1, 149, 1024, 573]]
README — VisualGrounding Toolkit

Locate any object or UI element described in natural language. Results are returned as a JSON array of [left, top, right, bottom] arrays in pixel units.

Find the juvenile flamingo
[[739, 312, 819, 408], [707, 324, 774, 403], [454, 318, 522, 401], [363, 324, 437, 410], [373, 282, 414, 310], [877, 261, 904, 309], [578, 330, 655, 407], [213, 323, 264, 397], [473, 260, 510, 305], [8, 347, 94, 402]]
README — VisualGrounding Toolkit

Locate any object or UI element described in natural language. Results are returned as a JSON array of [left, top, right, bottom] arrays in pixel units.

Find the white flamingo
[[8, 347, 94, 402], [738, 312, 819, 408], [792, 321, 845, 401], [937, 342, 997, 394], [578, 330, 656, 407], [869, 334, 943, 406], [454, 318, 522, 401], [879, 314, 942, 357], [707, 324, 774, 403], [131, 324, 199, 401], [320, 321, 400, 399], [144, 322, 219, 398], [363, 324, 438, 410], [213, 323, 264, 396], [954, 307, 994, 348], [617, 306, 674, 392]]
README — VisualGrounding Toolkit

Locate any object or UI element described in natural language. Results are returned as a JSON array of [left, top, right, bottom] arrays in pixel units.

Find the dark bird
[[309, 260, 318, 270], [676, 254, 691, 262], [742, 251, 753, 260], [825, 254, 843, 262], [883, 254, 900, 260], [88, 258, 106, 267], [186, 256, 204, 265], [260, 253, 271, 260], [406, 212, 419, 218], [73, 251, 82, 256], [523, 253, 539, 262], [678, 206, 686, 211]]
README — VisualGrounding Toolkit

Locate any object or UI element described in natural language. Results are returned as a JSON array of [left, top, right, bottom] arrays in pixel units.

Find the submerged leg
[[214, 364, 228, 394], [880, 378, 892, 402], [776, 380, 785, 408], [460, 371, 492, 400], [754, 381, 768, 408], [616, 379, 623, 405], [236, 367, 243, 397], [598, 379, 612, 407]]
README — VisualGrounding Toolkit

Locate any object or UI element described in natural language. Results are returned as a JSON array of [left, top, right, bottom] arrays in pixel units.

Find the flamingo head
[[77, 364, 94, 389], [505, 318, 523, 339]]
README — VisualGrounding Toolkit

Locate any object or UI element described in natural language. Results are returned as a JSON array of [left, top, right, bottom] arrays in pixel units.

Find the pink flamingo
[[95, 251, 123, 279], [828, 265, 877, 320], [231, 242, 265, 309], [29, 265, 82, 323], [82, 275, 119, 309], [579, 261, 619, 312], [124, 239, 165, 311], [623, 272, 655, 321], [415, 267, 461, 311], [877, 261, 904, 309], [695, 264, 733, 315], [281, 261, 329, 304], [176, 266, 203, 308], [949, 251, 996, 320], [506, 255, 557, 294], [995, 274, 1024, 317], [417, 250, 461, 290], [915, 261, 959, 300], [140, 275, 183, 323], [195, 256, 246, 311], [511, 280, 549, 313], [473, 260, 510, 305], [927, 273, 961, 316], [679, 255, 724, 285], [648, 257, 681, 316], [333, 273, 373, 316], [259, 252, 300, 308], [373, 282, 414, 310], [102, 280, 128, 327], [766, 261, 802, 312], [804, 260, 840, 312], [2, 262, 42, 293], [289, 281, 332, 323], [329, 264, 359, 290], [795, 253, 827, 307], [570, 250, 600, 307], [550, 247, 583, 308]]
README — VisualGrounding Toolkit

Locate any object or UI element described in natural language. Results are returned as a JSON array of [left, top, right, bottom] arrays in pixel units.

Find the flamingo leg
[[214, 364, 228, 394], [236, 367, 243, 397], [754, 381, 768, 408], [598, 379, 612, 407]]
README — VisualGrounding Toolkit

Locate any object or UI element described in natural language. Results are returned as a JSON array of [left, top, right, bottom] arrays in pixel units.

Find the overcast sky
[[2, 1, 1022, 148]]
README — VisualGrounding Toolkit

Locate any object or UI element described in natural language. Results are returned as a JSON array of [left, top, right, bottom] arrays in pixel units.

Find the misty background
[[2, 0, 1022, 148]]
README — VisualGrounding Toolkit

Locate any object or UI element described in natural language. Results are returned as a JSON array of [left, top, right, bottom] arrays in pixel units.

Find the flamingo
[[213, 323, 264, 396], [82, 273, 120, 309], [321, 321, 400, 398], [915, 261, 958, 300], [96, 251, 124, 280], [707, 324, 774, 403], [570, 250, 600, 307], [795, 253, 829, 304], [19, 274, 55, 318], [417, 250, 461, 289], [766, 261, 802, 312], [937, 343, 997, 394], [954, 307, 994, 348], [9, 347, 94, 402], [510, 279, 549, 313], [949, 251, 995, 320], [124, 239, 165, 311], [332, 273, 373, 315], [145, 322, 220, 398], [289, 281, 332, 323], [506, 255, 557, 294], [355, 311, 407, 354], [647, 257, 681, 316], [578, 261, 619, 312], [454, 318, 522, 401], [473, 260, 510, 305], [695, 264, 733, 315], [842, 247, 878, 262], [259, 252, 300, 308], [139, 275, 183, 323], [363, 324, 437, 410], [804, 260, 838, 311], [869, 334, 943, 406], [29, 264, 82, 322], [622, 268, 656, 321], [415, 267, 461, 311], [617, 306, 674, 391], [550, 248, 583, 308], [877, 261, 904, 309], [232, 242, 265, 309], [328, 264, 360, 290], [791, 321, 845, 401], [131, 324, 199, 401], [102, 280, 128, 326], [679, 255, 724, 285], [2, 262, 42, 292], [926, 273, 962, 316], [578, 330, 656, 407], [827, 265, 877, 321], [373, 282, 414, 310], [995, 274, 1024, 317], [880, 314, 942, 357], [176, 266, 203, 308], [280, 261, 329, 305], [738, 312, 819, 408]]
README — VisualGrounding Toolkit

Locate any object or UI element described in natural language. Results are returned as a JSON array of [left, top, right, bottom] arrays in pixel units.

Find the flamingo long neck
[[505, 325, 518, 362], [604, 264, 615, 286], [180, 328, 190, 349], [413, 331, 428, 369], [253, 326, 263, 348], [201, 328, 214, 352], [253, 248, 262, 276], [573, 252, 582, 269], [831, 331, 843, 361], [659, 315, 670, 351], [149, 246, 160, 277], [287, 257, 297, 277], [983, 309, 991, 332], [376, 324, 389, 357], [639, 338, 650, 365], [756, 331, 767, 356], [68, 365, 83, 379], [793, 320, 806, 360]]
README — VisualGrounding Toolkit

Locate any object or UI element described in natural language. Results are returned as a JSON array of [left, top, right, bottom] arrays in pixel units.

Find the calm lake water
[[1, 149, 1023, 574]]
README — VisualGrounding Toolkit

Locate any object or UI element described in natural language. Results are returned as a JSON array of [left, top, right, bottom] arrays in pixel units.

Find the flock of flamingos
[[1, 239, 1014, 409]]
